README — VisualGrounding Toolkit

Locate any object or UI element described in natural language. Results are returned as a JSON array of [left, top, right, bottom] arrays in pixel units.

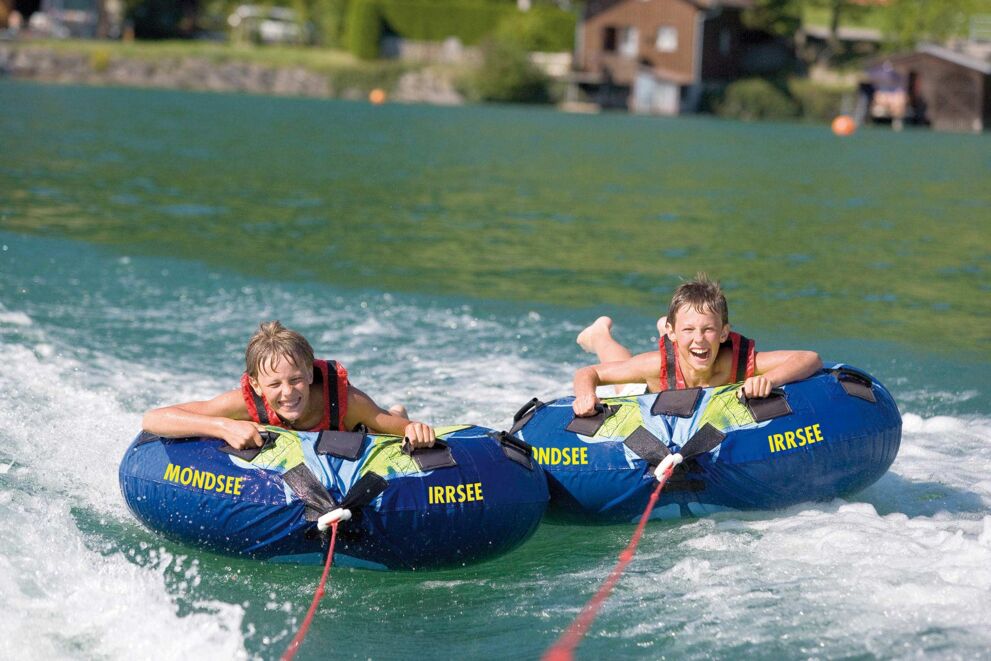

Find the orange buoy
[[831, 115, 856, 136], [369, 88, 386, 105]]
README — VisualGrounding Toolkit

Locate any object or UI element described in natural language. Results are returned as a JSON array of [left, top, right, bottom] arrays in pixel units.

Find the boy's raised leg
[[577, 316, 632, 363]]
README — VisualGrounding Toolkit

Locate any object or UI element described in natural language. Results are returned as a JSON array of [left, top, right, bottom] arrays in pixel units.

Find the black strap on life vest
[[319, 361, 344, 431], [663, 337, 678, 390], [731, 335, 753, 384], [247, 384, 272, 425]]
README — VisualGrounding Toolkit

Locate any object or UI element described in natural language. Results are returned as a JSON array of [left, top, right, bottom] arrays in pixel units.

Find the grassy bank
[[13, 38, 439, 94], [30, 37, 370, 70]]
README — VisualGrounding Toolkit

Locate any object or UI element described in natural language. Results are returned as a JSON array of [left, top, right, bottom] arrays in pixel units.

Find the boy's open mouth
[[689, 348, 711, 361]]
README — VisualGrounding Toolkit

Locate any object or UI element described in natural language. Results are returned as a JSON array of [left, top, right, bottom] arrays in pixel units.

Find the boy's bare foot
[[389, 404, 409, 419], [577, 316, 614, 354]]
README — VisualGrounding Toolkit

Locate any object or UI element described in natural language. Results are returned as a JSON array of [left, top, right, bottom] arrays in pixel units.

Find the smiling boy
[[572, 274, 822, 416], [143, 321, 435, 450]]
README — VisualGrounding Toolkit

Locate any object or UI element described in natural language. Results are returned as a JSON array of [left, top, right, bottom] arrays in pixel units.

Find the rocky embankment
[[0, 43, 464, 104]]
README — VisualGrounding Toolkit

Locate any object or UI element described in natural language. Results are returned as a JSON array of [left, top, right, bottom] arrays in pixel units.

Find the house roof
[[584, 0, 753, 20], [690, 0, 754, 8], [918, 43, 991, 74], [871, 43, 991, 75]]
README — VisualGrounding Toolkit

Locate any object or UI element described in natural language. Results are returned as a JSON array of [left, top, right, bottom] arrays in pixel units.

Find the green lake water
[[1, 80, 989, 660]]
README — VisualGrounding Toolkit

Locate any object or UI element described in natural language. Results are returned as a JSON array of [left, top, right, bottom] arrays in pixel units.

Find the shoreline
[[0, 41, 466, 104]]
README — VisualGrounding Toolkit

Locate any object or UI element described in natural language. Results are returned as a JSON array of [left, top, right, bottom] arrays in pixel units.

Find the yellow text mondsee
[[767, 423, 824, 453], [533, 446, 589, 466], [163, 463, 244, 496]]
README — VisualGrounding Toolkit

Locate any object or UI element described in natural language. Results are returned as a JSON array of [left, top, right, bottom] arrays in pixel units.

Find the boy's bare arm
[[344, 386, 435, 448], [142, 389, 266, 450], [573, 352, 661, 416], [744, 350, 823, 398]]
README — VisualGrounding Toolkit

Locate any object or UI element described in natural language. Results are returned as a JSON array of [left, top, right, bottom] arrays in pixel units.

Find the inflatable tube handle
[[737, 388, 793, 422], [402, 440, 458, 471], [218, 430, 280, 462], [316, 430, 367, 461], [565, 404, 619, 437], [831, 368, 877, 403], [134, 430, 163, 447], [651, 388, 703, 418], [491, 431, 535, 470], [510, 398, 545, 435]]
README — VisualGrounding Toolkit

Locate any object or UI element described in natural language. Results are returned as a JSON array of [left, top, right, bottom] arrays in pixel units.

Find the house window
[[603, 26, 617, 52], [620, 26, 639, 58], [719, 28, 732, 55], [655, 26, 677, 53]]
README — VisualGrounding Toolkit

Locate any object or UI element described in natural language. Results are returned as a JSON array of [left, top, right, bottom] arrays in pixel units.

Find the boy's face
[[665, 305, 729, 373], [249, 355, 313, 424]]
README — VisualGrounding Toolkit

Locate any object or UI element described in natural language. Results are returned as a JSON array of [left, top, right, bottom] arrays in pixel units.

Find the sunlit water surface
[[1, 81, 989, 659]]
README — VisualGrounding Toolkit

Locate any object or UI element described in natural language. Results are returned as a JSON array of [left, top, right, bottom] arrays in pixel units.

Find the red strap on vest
[[658, 332, 755, 390], [240, 359, 349, 431]]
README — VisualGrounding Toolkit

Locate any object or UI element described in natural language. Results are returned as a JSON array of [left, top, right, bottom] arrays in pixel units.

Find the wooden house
[[866, 44, 991, 133], [572, 0, 754, 114]]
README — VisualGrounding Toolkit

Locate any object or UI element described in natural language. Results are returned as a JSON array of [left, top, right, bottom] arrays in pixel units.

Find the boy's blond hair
[[667, 273, 730, 327], [245, 321, 314, 378]]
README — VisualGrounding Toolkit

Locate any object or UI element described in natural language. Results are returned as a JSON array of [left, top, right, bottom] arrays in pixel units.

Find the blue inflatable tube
[[511, 364, 901, 523], [119, 425, 548, 570]]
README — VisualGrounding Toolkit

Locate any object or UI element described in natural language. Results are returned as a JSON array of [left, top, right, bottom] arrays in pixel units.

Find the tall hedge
[[347, 0, 575, 60], [347, 0, 383, 59], [494, 6, 575, 53]]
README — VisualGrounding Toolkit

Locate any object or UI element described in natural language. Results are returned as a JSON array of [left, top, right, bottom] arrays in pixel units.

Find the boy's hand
[[220, 419, 267, 450], [572, 393, 601, 417], [403, 421, 436, 449], [742, 375, 773, 399]]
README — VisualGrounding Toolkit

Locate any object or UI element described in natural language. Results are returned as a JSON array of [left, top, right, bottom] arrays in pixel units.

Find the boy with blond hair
[[143, 321, 435, 450], [573, 274, 821, 416]]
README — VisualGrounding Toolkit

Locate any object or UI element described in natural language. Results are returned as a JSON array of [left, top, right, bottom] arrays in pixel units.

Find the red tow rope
[[542, 465, 674, 661], [280, 522, 340, 661]]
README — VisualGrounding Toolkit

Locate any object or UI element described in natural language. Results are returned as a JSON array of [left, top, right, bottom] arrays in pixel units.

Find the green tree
[[459, 37, 552, 103], [882, 0, 989, 49], [808, 0, 874, 62], [744, 0, 803, 37], [125, 0, 201, 38]]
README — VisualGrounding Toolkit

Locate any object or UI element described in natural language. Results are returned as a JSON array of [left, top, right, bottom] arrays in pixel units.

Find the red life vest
[[658, 332, 755, 390], [240, 359, 349, 431]]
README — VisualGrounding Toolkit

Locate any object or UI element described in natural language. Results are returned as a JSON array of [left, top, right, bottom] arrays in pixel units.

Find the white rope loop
[[317, 507, 352, 531], [653, 453, 683, 482]]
